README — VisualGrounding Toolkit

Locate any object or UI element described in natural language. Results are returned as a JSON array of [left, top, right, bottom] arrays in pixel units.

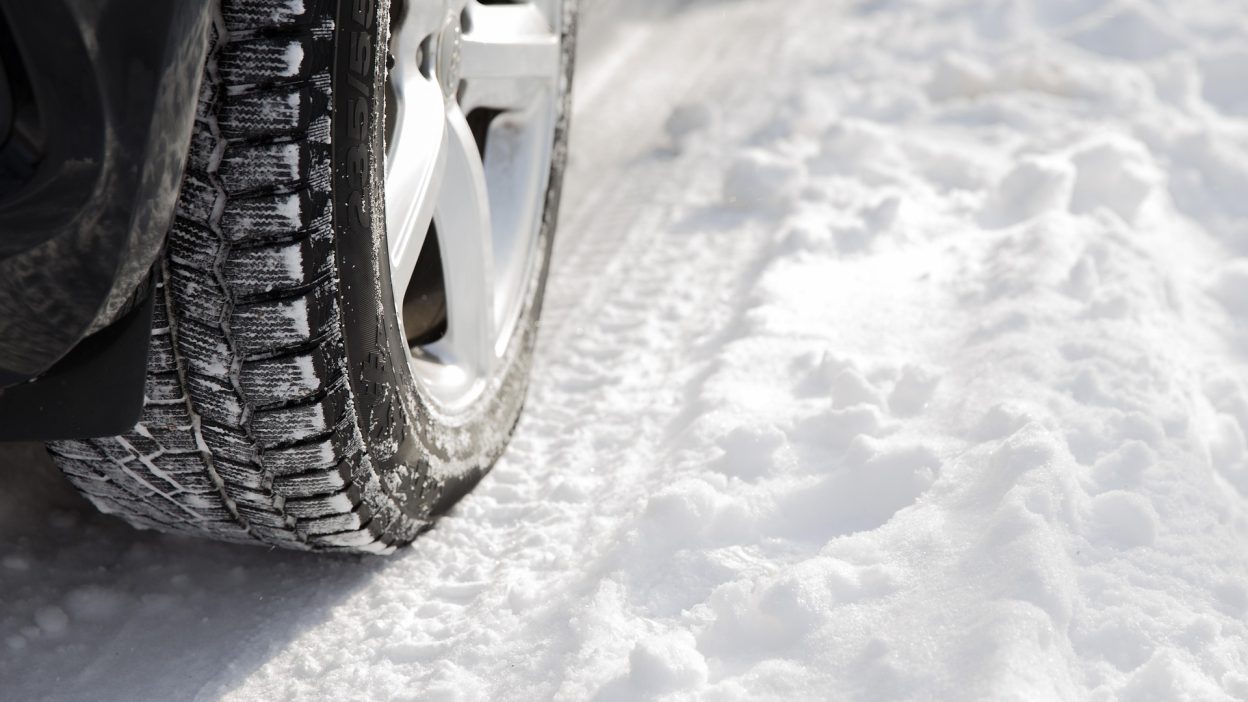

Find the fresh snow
[[5, 0, 1248, 699]]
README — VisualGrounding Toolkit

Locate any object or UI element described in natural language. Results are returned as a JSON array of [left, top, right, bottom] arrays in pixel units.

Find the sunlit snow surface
[[6, 0, 1248, 698]]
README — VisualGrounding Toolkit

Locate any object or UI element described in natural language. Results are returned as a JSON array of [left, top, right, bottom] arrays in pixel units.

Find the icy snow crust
[[5, 0, 1248, 698]]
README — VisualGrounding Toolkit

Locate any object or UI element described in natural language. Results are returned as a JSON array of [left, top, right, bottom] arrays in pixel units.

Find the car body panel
[[0, 0, 212, 388]]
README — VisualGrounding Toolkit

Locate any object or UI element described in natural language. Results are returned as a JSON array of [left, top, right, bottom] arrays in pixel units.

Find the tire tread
[[47, 3, 408, 553]]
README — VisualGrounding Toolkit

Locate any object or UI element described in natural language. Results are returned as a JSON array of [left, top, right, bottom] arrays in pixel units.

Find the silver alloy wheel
[[385, 0, 563, 415]]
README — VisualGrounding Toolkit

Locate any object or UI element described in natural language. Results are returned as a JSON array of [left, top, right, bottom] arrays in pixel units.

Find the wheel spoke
[[386, 0, 456, 306], [458, 2, 560, 112], [430, 106, 495, 375], [385, 77, 447, 307]]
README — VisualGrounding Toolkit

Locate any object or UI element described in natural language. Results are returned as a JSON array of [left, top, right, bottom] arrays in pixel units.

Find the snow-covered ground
[[6, 0, 1248, 698]]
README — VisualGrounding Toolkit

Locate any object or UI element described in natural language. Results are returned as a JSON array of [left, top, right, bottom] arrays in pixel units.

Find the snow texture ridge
[[5, 0, 1248, 699]]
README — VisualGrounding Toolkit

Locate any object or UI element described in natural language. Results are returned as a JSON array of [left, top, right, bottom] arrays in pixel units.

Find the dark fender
[[0, 0, 212, 438]]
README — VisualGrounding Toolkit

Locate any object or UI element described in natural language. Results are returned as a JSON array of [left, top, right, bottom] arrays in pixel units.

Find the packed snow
[[4, 0, 1248, 698]]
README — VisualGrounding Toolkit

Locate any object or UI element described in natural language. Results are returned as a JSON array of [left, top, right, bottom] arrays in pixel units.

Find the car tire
[[46, 0, 576, 553]]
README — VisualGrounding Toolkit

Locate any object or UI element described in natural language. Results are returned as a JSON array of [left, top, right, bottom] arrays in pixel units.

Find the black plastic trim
[[0, 286, 156, 441]]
